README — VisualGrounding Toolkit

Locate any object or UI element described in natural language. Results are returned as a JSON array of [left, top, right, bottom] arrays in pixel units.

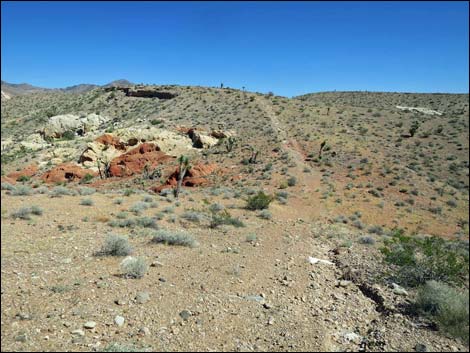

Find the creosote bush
[[246, 191, 273, 210], [414, 280, 469, 343]]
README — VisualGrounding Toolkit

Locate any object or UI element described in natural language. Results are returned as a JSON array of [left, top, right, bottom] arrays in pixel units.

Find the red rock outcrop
[[41, 163, 97, 183], [7, 164, 38, 180], [151, 163, 218, 193], [108, 142, 174, 177]]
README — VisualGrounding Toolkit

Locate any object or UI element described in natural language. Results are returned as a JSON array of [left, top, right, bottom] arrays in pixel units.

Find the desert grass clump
[[414, 280, 469, 343], [246, 233, 258, 242], [246, 191, 273, 210], [108, 218, 136, 228], [98, 234, 133, 256], [129, 202, 149, 215], [287, 176, 297, 187], [78, 187, 96, 195], [11, 206, 43, 220], [80, 198, 94, 206], [11, 185, 32, 196], [35, 186, 49, 194], [152, 229, 198, 247], [142, 195, 154, 203], [50, 186, 74, 197], [120, 256, 148, 279], [114, 198, 124, 205]]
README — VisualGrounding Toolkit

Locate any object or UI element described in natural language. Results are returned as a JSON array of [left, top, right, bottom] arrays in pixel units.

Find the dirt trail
[[257, 96, 325, 221]]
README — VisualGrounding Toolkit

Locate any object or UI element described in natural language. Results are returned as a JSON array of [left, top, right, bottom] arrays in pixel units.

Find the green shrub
[[246, 191, 272, 210], [287, 176, 297, 186], [415, 281, 469, 343], [80, 173, 94, 184], [16, 175, 30, 182], [210, 209, 244, 228], [381, 230, 469, 287], [62, 130, 75, 140]]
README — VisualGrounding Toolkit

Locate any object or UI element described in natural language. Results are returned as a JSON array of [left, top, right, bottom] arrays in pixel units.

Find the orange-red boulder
[[41, 163, 97, 183], [94, 134, 127, 150], [7, 164, 38, 180], [108, 142, 174, 177]]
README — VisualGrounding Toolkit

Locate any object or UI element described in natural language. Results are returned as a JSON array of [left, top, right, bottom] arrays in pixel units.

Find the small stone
[[263, 303, 272, 309], [267, 316, 275, 325], [114, 299, 126, 306], [15, 333, 27, 342], [83, 321, 96, 329], [139, 327, 151, 336], [179, 310, 191, 321], [71, 329, 85, 336], [339, 280, 351, 287], [63, 322, 72, 328], [62, 258, 72, 264], [150, 261, 163, 267], [415, 343, 427, 352], [114, 315, 125, 327], [135, 292, 150, 304], [159, 277, 167, 283], [17, 313, 31, 320], [392, 283, 408, 296]]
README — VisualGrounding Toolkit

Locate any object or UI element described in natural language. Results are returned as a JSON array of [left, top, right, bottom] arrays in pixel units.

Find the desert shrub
[[101, 342, 143, 352], [152, 229, 198, 247], [287, 176, 297, 186], [120, 256, 147, 279], [181, 211, 206, 223], [50, 186, 73, 197], [381, 230, 469, 287], [352, 220, 365, 230], [108, 218, 136, 228], [35, 186, 49, 194], [209, 203, 225, 213], [116, 212, 128, 219], [210, 209, 244, 228], [62, 130, 75, 140], [368, 225, 384, 235], [246, 191, 272, 210], [136, 217, 158, 229], [246, 233, 257, 242], [17, 175, 30, 182], [98, 234, 133, 256], [78, 187, 96, 195], [79, 173, 94, 184], [1, 182, 15, 191], [359, 236, 375, 245], [129, 202, 148, 215], [11, 185, 32, 196], [142, 195, 154, 203], [30, 205, 43, 215], [414, 281, 469, 343], [114, 198, 124, 205], [258, 210, 272, 220], [123, 189, 135, 197], [80, 198, 94, 206]]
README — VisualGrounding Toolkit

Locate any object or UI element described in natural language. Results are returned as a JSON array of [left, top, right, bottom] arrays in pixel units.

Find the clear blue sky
[[1, 1, 468, 96]]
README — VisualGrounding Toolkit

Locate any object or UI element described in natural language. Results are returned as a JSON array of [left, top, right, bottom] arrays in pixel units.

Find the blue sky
[[1, 1, 468, 96]]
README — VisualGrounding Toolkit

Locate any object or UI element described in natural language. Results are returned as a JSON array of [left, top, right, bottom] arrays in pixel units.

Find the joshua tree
[[220, 83, 224, 89], [174, 155, 191, 198], [319, 140, 327, 159], [225, 136, 237, 153], [409, 121, 420, 137], [97, 157, 111, 179], [326, 107, 330, 116]]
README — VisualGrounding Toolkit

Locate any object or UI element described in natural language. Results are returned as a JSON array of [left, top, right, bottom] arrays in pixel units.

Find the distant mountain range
[[1, 79, 133, 98]]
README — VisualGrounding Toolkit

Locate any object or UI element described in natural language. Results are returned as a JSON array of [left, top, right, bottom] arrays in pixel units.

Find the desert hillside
[[1, 84, 469, 352]]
